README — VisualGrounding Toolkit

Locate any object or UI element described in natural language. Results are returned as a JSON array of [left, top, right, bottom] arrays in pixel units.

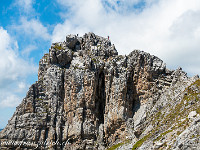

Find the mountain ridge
[[0, 33, 200, 150]]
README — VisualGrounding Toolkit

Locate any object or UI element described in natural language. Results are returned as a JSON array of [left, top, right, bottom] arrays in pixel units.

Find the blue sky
[[0, 0, 200, 128]]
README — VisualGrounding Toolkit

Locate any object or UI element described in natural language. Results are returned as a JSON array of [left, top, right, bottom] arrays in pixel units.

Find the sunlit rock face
[[0, 33, 199, 150]]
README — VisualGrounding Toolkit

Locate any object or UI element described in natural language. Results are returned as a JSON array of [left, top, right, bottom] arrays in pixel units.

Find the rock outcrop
[[0, 33, 200, 150]]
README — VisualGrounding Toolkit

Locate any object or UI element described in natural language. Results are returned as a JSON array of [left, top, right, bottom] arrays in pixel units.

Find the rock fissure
[[0, 33, 200, 150]]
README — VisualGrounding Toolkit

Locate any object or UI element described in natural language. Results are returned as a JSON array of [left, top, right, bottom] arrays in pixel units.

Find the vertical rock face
[[0, 33, 199, 150]]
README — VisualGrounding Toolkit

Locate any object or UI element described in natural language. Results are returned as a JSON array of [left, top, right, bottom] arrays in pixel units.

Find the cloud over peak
[[53, 0, 200, 76], [0, 27, 37, 108]]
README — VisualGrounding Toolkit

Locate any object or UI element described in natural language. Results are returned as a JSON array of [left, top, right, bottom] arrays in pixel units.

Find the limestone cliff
[[0, 33, 200, 150]]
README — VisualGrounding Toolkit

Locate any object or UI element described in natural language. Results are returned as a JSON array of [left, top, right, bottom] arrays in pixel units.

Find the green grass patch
[[129, 79, 200, 149], [132, 133, 152, 150], [196, 107, 200, 114], [107, 140, 130, 150], [154, 129, 173, 142], [190, 79, 200, 87], [36, 98, 43, 101], [54, 43, 63, 50], [183, 79, 200, 102]]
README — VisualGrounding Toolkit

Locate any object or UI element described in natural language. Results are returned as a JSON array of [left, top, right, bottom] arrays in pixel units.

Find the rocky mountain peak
[[0, 33, 200, 150]]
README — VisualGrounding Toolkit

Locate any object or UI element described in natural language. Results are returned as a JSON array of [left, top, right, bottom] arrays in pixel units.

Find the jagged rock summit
[[0, 33, 200, 150]]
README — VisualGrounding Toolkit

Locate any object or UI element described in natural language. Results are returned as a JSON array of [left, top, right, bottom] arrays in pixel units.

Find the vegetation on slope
[[107, 140, 130, 150], [131, 79, 200, 149]]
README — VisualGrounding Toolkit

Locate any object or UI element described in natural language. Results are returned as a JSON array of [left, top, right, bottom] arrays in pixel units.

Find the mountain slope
[[0, 33, 199, 150]]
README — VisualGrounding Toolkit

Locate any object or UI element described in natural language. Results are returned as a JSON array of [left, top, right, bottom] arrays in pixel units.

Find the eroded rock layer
[[0, 33, 199, 150]]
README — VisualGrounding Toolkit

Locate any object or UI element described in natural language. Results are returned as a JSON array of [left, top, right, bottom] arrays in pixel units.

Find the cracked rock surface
[[0, 33, 200, 150]]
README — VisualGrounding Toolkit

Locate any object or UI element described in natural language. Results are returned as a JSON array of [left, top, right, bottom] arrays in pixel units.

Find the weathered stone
[[0, 33, 200, 150]]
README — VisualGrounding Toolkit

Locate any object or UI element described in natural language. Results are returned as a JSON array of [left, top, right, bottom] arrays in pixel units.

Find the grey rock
[[0, 33, 199, 150]]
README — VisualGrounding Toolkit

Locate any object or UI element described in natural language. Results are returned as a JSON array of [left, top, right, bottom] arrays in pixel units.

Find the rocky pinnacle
[[0, 33, 200, 150]]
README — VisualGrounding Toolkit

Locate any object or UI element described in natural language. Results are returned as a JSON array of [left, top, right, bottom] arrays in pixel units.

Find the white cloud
[[52, 21, 90, 42], [17, 81, 30, 92], [21, 45, 37, 57], [0, 27, 34, 83], [0, 95, 21, 108], [14, 17, 51, 40], [14, 0, 34, 13], [53, 0, 200, 76], [18, 82, 26, 89], [102, 0, 147, 13], [0, 27, 37, 108]]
